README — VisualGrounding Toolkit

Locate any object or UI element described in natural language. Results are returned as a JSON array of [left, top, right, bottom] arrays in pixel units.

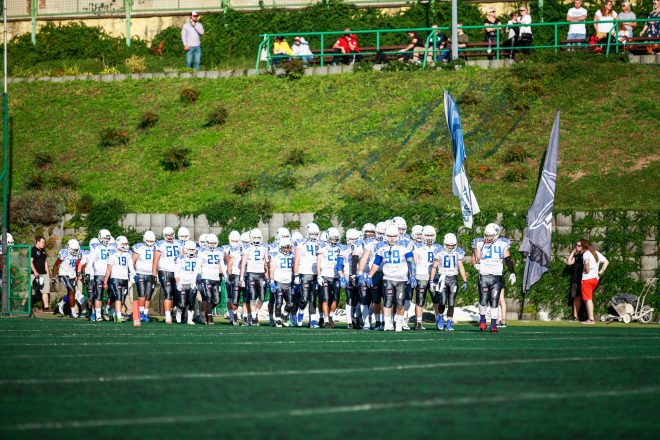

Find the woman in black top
[[484, 7, 502, 60], [566, 241, 585, 320]]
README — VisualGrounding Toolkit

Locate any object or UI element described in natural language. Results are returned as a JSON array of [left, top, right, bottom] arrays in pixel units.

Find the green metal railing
[[256, 18, 658, 72], [3, 244, 32, 316]]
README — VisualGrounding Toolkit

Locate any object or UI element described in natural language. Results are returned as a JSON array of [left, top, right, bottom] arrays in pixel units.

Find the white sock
[[95, 307, 101, 316], [379, 313, 384, 322], [345, 305, 352, 321], [188, 310, 194, 323], [362, 305, 370, 322], [324, 313, 329, 320], [385, 315, 393, 328], [404, 300, 411, 316], [490, 307, 499, 321], [139, 306, 145, 314], [165, 311, 172, 319], [478, 304, 487, 315], [329, 311, 335, 319]]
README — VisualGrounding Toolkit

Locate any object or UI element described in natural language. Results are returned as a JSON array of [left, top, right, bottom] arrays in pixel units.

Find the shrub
[[50, 172, 77, 189], [123, 55, 146, 73], [77, 194, 94, 213], [205, 105, 228, 127], [283, 148, 305, 167], [9, 189, 73, 225], [180, 87, 199, 104], [503, 165, 529, 182], [33, 152, 53, 169], [473, 163, 493, 180], [232, 178, 256, 195], [99, 128, 129, 149], [282, 58, 305, 80], [138, 111, 159, 129], [502, 146, 530, 164], [100, 66, 121, 75], [25, 173, 44, 190], [161, 147, 191, 171], [150, 26, 185, 57]]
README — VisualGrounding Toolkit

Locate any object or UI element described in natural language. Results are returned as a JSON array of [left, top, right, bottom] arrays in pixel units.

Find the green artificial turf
[[0, 318, 659, 439]]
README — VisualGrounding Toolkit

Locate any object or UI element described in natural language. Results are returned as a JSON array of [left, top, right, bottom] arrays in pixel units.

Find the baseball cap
[[191, 11, 199, 16]]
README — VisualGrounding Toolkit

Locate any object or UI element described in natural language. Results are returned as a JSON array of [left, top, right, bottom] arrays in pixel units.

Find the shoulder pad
[[58, 249, 69, 259], [456, 247, 466, 258]]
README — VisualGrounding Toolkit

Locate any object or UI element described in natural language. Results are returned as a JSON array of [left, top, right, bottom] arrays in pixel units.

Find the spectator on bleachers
[[640, 0, 660, 38], [594, 1, 618, 42], [566, 0, 588, 43], [484, 7, 502, 60], [505, 11, 521, 58], [292, 36, 313, 66], [273, 36, 292, 65], [427, 24, 449, 63], [618, 2, 637, 39], [398, 31, 425, 63], [332, 28, 361, 65], [518, 5, 533, 54]]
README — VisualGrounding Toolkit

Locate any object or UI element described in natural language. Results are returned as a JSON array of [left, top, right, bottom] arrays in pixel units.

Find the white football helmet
[[198, 233, 208, 247], [276, 227, 291, 241], [250, 228, 263, 246], [319, 231, 328, 243], [306, 223, 320, 241], [411, 225, 424, 243], [484, 223, 501, 243], [346, 228, 360, 246], [291, 231, 303, 244], [279, 237, 293, 255], [422, 225, 436, 246], [385, 225, 399, 246], [90, 238, 100, 246], [143, 231, 156, 246], [443, 233, 458, 253], [392, 216, 407, 234], [116, 236, 129, 252], [178, 227, 190, 242], [184, 240, 197, 258], [163, 226, 175, 243], [5, 232, 14, 245], [206, 234, 219, 250], [375, 222, 387, 241], [228, 230, 241, 247], [240, 232, 251, 245], [362, 223, 376, 239], [327, 227, 340, 245], [67, 239, 80, 257], [98, 229, 111, 246]]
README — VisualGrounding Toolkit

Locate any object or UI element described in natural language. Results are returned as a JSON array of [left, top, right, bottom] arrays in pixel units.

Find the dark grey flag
[[520, 111, 560, 294]]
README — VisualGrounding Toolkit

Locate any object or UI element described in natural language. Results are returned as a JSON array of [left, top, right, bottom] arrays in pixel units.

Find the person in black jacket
[[566, 241, 585, 321]]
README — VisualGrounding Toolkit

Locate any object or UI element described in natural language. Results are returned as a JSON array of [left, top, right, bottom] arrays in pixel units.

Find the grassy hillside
[[6, 56, 660, 221]]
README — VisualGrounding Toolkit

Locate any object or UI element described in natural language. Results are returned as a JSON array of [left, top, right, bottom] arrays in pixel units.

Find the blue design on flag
[[520, 111, 561, 294], [444, 91, 480, 228]]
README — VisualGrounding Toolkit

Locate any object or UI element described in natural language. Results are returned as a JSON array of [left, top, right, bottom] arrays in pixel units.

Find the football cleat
[[58, 302, 64, 316], [362, 325, 371, 331], [275, 318, 283, 328], [384, 323, 394, 331], [90, 311, 96, 321], [328, 317, 335, 328], [445, 320, 455, 332], [242, 316, 248, 326], [297, 312, 305, 326], [319, 318, 325, 328], [498, 321, 507, 328], [402, 320, 410, 331], [479, 321, 487, 332], [187, 321, 195, 326], [379, 322, 385, 331], [95, 313, 103, 322], [347, 323, 353, 329], [270, 318, 276, 327], [490, 324, 498, 333], [310, 320, 319, 329], [415, 322, 424, 331], [252, 318, 260, 326], [436, 316, 444, 331]]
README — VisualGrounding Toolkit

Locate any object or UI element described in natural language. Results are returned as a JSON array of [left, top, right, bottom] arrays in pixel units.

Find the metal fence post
[[126, 0, 132, 47], [320, 34, 324, 67], [31, 0, 37, 44], [554, 23, 558, 54]]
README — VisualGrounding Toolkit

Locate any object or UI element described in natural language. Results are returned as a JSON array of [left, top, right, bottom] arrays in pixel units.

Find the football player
[[291, 231, 304, 246], [52, 239, 83, 318], [316, 227, 342, 328], [174, 241, 201, 325], [177, 227, 191, 246], [132, 231, 157, 322], [472, 223, 516, 333], [412, 226, 442, 330], [239, 229, 269, 326], [337, 228, 362, 329], [358, 222, 386, 330], [392, 216, 410, 240], [224, 230, 243, 325], [198, 233, 209, 250], [267, 227, 290, 325], [89, 229, 115, 322], [79, 238, 98, 319], [293, 222, 320, 327], [367, 225, 415, 331], [103, 236, 135, 323], [268, 237, 295, 327], [153, 226, 181, 324], [411, 225, 424, 244], [239, 232, 252, 325], [199, 234, 229, 324], [430, 233, 468, 331]]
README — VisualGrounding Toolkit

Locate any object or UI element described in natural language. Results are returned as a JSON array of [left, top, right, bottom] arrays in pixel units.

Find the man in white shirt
[[181, 11, 204, 70], [566, 0, 589, 41]]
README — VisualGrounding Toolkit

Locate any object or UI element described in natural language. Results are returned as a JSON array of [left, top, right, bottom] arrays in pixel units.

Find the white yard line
[[1, 355, 658, 386], [2, 385, 658, 431]]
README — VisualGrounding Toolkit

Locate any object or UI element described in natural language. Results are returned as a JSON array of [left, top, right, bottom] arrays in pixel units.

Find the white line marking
[[1, 355, 658, 386], [2, 385, 658, 431]]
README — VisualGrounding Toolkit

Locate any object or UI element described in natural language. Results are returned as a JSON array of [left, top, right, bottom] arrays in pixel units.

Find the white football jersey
[[296, 239, 318, 275], [317, 242, 342, 278], [57, 248, 79, 278], [81, 249, 94, 276], [198, 249, 226, 281], [473, 237, 510, 276], [271, 252, 294, 284], [175, 255, 200, 285], [434, 246, 465, 276], [242, 243, 269, 274], [223, 244, 242, 275], [362, 238, 381, 273], [374, 240, 413, 282], [132, 243, 156, 275], [339, 244, 354, 276], [90, 242, 115, 277], [414, 242, 442, 280], [108, 250, 135, 280], [155, 240, 181, 272]]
